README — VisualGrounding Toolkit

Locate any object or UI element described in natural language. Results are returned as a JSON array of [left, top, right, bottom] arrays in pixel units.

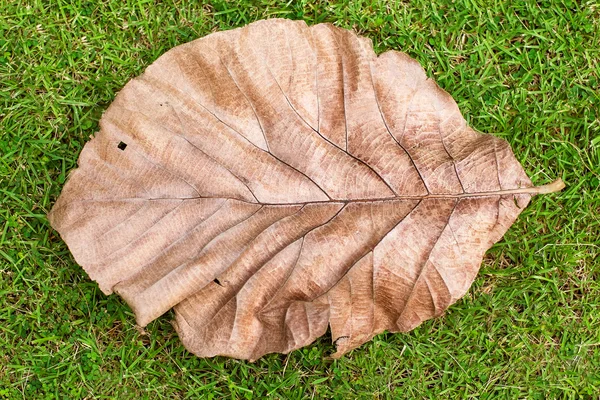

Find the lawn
[[1, 0, 599, 398]]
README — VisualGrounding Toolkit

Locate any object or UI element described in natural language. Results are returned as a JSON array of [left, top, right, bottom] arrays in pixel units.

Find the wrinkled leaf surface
[[49, 19, 558, 360]]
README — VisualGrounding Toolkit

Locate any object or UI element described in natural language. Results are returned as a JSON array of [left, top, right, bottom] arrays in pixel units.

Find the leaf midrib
[[62, 185, 550, 208]]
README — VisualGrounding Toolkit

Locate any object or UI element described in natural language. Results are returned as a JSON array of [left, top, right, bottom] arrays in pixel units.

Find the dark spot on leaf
[[117, 141, 127, 151], [213, 278, 222, 286]]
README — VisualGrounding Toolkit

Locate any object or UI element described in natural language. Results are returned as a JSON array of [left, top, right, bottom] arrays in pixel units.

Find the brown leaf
[[48, 19, 564, 360]]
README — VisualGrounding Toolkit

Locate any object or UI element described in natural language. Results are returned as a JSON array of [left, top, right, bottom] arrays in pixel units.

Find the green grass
[[1, 0, 599, 398]]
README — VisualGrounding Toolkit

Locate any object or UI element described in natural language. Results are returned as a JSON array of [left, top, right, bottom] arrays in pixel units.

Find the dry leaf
[[48, 19, 564, 360]]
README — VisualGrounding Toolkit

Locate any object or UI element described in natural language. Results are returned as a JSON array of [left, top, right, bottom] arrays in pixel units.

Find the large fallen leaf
[[48, 19, 564, 360]]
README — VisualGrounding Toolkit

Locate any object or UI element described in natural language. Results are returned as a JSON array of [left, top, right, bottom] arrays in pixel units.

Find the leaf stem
[[532, 178, 565, 194], [522, 178, 565, 195]]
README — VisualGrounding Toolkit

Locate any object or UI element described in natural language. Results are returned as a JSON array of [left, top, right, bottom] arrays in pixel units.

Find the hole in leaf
[[213, 278, 222, 286], [117, 141, 127, 151]]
